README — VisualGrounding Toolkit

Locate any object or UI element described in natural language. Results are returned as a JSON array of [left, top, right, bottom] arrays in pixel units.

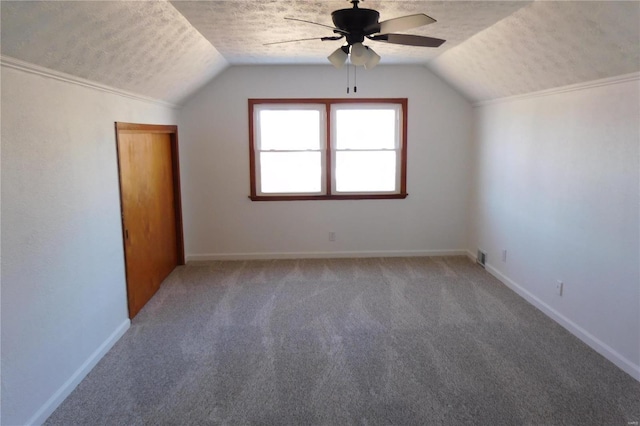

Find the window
[[249, 99, 407, 201]]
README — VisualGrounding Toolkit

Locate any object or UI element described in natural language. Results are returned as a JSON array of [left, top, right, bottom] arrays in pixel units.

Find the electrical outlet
[[556, 280, 563, 296], [501, 250, 507, 262], [329, 232, 336, 242]]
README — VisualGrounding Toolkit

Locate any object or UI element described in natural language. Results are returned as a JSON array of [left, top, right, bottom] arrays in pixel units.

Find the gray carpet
[[46, 256, 640, 425]]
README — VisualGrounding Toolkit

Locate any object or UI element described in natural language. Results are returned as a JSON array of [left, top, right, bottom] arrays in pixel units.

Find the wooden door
[[115, 123, 184, 318]]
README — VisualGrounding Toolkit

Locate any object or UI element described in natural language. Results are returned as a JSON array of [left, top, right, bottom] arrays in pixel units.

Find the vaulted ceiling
[[1, 1, 638, 104]]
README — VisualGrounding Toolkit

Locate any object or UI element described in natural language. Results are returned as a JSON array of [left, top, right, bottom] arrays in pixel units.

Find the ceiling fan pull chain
[[354, 65, 357, 93], [346, 63, 350, 94]]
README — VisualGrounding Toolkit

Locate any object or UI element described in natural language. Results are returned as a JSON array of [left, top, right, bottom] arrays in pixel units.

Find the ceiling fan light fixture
[[349, 42, 368, 66], [364, 46, 380, 69], [328, 46, 349, 68], [275, 2, 445, 73]]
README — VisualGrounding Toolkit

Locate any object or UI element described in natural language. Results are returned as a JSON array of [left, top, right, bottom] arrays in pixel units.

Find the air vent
[[477, 250, 486, 268]]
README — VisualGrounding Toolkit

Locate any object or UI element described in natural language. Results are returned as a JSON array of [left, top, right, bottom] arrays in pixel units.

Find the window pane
[[335, 151, 397, 192], [335, 109, 397, 150], [260, 152, 322, 193], [259, 110, 321, 150]]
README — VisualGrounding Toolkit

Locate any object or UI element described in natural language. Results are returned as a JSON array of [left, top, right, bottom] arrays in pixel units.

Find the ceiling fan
[[265, 0, 446, 69]]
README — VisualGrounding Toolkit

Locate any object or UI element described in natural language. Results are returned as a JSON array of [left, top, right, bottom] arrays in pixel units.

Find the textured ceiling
[[170, 1, 529, 65], [429, 0, 640, 102], [1, 1, 638, 104], [0, 1, 228, 104]]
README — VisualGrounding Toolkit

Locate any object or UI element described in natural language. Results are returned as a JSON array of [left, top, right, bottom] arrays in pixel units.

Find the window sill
[[249, 193, 408, 201]]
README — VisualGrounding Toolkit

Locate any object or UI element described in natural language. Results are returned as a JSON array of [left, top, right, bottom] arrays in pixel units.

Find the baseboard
[[26, 319, 131, 425], [187, 249, 469, 262], [465, 249, 477, 263], [485, 263, 640, 382]]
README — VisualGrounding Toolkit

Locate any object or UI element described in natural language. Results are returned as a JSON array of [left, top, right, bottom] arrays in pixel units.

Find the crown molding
[[473, 72, 640, 107], [1, 55, 180, 109]]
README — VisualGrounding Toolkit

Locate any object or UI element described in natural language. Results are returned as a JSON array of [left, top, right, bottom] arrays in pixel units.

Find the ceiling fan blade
[[369, 33, 445, 48], [284, 17, 349, 34], [367, 13, 436, 35], [263, 36, 342, 46]]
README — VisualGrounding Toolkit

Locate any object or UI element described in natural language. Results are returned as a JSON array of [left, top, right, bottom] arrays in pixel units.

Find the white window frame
[[253, 103, 326, 197], [330, 103, 402, 195]]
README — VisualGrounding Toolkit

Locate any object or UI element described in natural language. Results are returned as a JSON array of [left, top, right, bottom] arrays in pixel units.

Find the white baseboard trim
[[485, 263, 640, 382], [187, 249, 469, 262], [26, 319, 131, 425], [465, 249, 477, 263]]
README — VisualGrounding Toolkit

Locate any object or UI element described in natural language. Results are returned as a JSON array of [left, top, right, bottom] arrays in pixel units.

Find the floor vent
[[477, 250, 486, 268]]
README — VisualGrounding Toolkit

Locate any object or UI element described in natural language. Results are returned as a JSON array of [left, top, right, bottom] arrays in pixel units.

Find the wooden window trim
[[248, 98, 408, 201]]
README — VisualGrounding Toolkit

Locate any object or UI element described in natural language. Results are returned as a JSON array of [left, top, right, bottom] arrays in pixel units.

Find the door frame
[[114, 122, 185, 316]]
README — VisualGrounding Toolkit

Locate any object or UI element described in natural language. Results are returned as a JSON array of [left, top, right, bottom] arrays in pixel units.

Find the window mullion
[[325, 102, 332, 196]]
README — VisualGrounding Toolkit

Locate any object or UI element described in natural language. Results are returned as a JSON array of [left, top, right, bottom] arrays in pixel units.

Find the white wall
[[178, 65, 473, 259], [1, 65, 177, 425], [469, 76, 640, 379], [2, 59, 635, 426]]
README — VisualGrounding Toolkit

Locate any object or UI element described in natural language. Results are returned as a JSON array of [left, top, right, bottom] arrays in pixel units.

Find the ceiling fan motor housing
[[331, 8, 379, 45]]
